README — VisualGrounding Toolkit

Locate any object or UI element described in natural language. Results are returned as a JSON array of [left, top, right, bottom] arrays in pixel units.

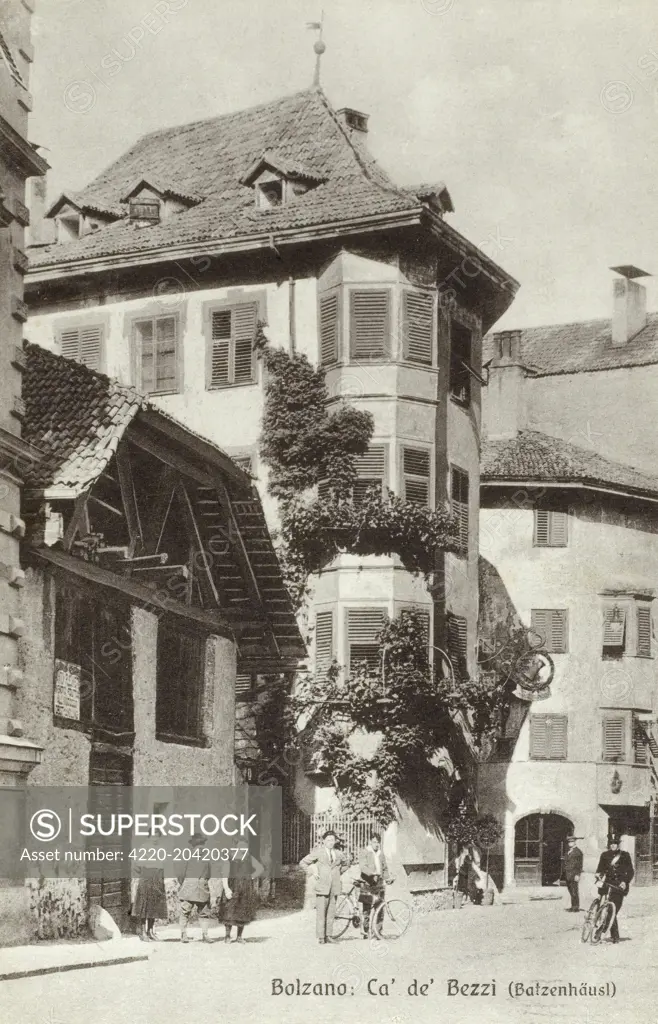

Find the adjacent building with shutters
[[24, 85, 517, 875], [477, 277, 658, 889]]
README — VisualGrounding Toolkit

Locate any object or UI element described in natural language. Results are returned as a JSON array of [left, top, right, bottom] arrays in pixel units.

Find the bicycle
[[332, 879, 412, 940], [581, 881, 624, 944]]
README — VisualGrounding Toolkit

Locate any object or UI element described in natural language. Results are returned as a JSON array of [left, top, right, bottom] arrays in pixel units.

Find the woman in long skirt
[[216, 841, 264, 943], [132, 866, 168, 940]]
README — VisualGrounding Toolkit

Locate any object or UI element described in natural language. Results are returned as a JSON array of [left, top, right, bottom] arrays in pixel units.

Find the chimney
[[482, 330, 526, 440], [610, 265, 650, 346], [336, 107, 369, 138]]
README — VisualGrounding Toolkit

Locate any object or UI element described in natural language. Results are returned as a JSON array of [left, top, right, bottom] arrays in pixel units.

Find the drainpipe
[[288, 277, 296, 356]]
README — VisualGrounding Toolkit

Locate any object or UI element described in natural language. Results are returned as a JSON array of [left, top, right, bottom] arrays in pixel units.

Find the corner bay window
[[402, 447, 431, 506], [349, 290, 390, 360], [318, 285, 436, 366], [346, 607, 387, 673], [156, 620, 207, 743], [133, 314, 179, 394]]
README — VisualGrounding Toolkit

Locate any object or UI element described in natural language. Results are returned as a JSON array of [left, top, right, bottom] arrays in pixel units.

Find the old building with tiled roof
[[477, 270, 658, 891], [25, 77, 517, 897]]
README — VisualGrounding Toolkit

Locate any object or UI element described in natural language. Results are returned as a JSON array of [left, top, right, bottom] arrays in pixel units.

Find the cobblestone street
[[2, 887, 656, 1024]]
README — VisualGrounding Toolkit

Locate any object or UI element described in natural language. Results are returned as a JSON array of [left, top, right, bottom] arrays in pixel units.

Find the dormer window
[[258, 179, 283, 209], [129, 198, 160, 224]]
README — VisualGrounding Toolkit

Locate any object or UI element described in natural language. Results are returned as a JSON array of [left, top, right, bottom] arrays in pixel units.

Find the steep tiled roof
[[481, 429, 658, 498], [484, 312, 658, 376], [30, 88, 418, 269], [22, 343, 146, 493]]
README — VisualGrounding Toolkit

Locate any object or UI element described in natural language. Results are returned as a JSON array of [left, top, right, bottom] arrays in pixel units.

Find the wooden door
[[88, 749, 132, 930]]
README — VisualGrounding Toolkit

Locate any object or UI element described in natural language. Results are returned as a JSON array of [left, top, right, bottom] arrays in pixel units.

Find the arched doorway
[[514, 813, 573, 886]]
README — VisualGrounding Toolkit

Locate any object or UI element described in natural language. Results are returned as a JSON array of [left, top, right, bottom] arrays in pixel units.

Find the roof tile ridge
[[516, 428, 658, 483], [312, 86, 405, 196]]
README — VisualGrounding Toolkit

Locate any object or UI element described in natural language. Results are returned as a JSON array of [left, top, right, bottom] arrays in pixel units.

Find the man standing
[[564, 835, 583, 912], [358, 832, 394, 935], [595, 834, 634, 943], [300, 829, 348, 944]]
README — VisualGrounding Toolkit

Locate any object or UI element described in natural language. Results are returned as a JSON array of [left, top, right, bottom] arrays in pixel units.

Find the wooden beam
[[62, 490, 91, 552], [28, 546, 254, 639], [126, 428, 214, 488], [176, 480, 220, 608], [116, 448, 143, 557], [142, 466, 177, 556], [138, 409, 250, 489], [214, 477, 281, 659]]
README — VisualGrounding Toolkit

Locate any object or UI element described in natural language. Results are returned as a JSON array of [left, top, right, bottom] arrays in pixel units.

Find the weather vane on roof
[[307, 12, 326, 87]]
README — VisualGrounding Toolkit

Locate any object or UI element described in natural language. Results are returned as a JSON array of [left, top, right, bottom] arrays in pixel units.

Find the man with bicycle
[[595, 834, 634, 943], [358, 832, 394, 937]]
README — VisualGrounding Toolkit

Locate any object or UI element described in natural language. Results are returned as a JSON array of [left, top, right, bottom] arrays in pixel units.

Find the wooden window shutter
[[401, 607, 431, 651], [236, 674, 254, 701], [315, 611, 334, 679], [530, 609, 568, 653], [353, 445, 387, 503], [60, 325, 102, 370], [530, 715, 567, 760], [403, 290, 433, 364], [233, 303, 257, 384], [450, 467, 469, 551], [210, 309, 231, 387], [446, 613, 468, 666], [319, 292, 339, 365], [603, 607, 626, 648], [209, 303, 257, 387], [534, 509, 568, 546], [347, 608, 386, 672], [637, 605, 652, 658], [602, 716, 626, 762], [155, 316, 178, 392], [403, 447, 431, 506], [349, 290, 390, 359], [534, 510, 550, 546], [633, 717, 649, 764]]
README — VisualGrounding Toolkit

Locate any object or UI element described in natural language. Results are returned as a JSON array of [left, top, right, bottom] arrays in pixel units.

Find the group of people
[[564, 832, 634, 942], [300, 829, 393, 943], [131, 833, 264, 944]]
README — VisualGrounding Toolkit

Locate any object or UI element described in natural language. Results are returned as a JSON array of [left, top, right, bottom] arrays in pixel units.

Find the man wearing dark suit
[[358, 832, 394, 936], [564, 835, 583, 911], [596, 834, 635, 943], [300, 829, 349, 943]]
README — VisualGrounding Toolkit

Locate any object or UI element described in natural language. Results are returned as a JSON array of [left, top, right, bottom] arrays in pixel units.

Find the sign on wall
[[53, 658, 82, 720]]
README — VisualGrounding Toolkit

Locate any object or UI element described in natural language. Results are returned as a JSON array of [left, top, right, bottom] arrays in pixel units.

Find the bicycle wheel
[[581, 899, 599, 943], [332, 895, 355, 938], [372, 899, 412, 940], [592, 901, 615, 944]]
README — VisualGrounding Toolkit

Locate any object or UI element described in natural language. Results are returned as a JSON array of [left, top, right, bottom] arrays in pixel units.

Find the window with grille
[[602, 605, 626, 659], [602, 715, 626, 762], [534, 510, 568, 547], [349, 290, 390, 360], [236, 674, 255, 701], [450, 467, 469, 553], [446, 613, 468, 669], [402, 290, 434, 365], [637, 605, 652, 658], [319, 292, 340, 365], [133, 315, 179, 394], [315, 611, 334, 680], [207, 302, 257, 388], [530, 609, 568, 654], [353, 446, 387, 504], [402, 447, 431, 506], [156, 622, 206, 742], [529, 714, 568, 760], [58, 324, 103, 371], [449, 322, 472, 405], [346, 608, 387, 673]]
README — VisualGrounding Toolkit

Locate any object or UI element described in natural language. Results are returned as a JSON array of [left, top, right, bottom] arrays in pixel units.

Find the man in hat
[[595, 834, 634, 943], [564, 834, 583, 912], [178, 831, 232, 943], [300, 829, 349, 944]]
